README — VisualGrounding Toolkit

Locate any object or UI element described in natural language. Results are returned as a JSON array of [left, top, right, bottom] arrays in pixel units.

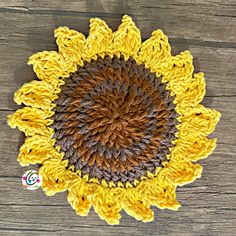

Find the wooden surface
[[0, 0, 236, 235]]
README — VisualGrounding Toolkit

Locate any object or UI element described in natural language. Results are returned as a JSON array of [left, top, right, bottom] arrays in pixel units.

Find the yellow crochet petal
[[28, 51, 74, 82], [179, 105, 221, 138], [122, 192, 154, 222], [137, 29, 171, 75], [18, 134, 59, 166], [175, 72, 206, 113], [39, 158, 73, 196], [112, 15, 141, 60], [141, 178, 180, 210], [67, 179, 93, 217], [14, 80, 60, 111], [172, 137, 217, 162], [85, 18, 113, 60], [164, 161, 203, 186], [93, 188, 123, 225], [7, 107, 53, 136], [154, 185, 180, 210], [54, 26, 86, 66], [163, 51, 194, 96]]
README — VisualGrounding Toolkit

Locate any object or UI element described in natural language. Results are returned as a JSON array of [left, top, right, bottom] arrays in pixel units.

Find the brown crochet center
[[52, 56, 179, 186]]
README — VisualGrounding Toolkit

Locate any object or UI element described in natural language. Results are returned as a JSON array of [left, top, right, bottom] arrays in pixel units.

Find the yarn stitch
[[8, 15, 221, 224]]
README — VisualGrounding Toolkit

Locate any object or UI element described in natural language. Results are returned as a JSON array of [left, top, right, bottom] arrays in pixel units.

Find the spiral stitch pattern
[[52, 56, 178, 185]]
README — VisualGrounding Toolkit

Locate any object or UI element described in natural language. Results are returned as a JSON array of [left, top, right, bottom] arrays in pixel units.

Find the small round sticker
[[22, 170, 42, 190]]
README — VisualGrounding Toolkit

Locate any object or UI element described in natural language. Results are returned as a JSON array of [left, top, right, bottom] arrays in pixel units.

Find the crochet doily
[[8, 15, 221, 224]]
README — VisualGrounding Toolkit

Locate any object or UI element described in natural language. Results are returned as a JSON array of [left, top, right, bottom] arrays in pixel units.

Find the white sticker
[[22, 170, 42, 190]]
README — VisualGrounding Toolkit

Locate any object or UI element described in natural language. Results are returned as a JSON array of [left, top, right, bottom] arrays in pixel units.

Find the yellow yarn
[[7, 15, 221, 225]]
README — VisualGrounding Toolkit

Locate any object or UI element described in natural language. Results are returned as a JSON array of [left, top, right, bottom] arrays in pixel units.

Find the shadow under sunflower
[[8, 15, 220, 224]]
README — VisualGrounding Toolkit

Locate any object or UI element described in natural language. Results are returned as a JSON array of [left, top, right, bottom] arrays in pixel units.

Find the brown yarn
[[52, 56, 178, 185]]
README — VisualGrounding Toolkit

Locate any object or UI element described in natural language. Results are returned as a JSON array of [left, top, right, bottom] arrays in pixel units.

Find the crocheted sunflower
[[8, 15, 220, 224]]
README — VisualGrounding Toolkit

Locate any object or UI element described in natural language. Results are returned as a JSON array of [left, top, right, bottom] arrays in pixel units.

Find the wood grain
[[1, 15, 236, 110], [0, 0, 236, 44], [0, 0, 235, 235]]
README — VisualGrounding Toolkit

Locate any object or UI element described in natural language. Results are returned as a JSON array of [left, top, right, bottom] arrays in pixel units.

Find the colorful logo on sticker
[[22, 170, 42, 190]]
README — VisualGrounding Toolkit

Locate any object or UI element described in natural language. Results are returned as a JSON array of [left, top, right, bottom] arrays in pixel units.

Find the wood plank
[[0, 169, 236, 234], [1, 142, 235, 205], [1, 135, 235, 201], [0, 13, 236, 111], [0, 174, 235, 235], [0, 96, 235, 235], [1, 96, 235, 176], [1, 2, 235, 112], [0, 0, 236, 44], [0, 205, 235, 235], [1, 142, 235, 203], [0, 231, 58, 236], [1, 159, 236, 206]]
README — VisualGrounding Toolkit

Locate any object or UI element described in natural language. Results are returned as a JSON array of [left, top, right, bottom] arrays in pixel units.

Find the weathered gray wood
[[1, 96, 235, 176], [0, 177, 235, 235], [0, 0, 236, 235], [0, 0, 236, 44], [0, 96, 236, 235], [1, 29, 236, 111], [0, 1, 236, 111]]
